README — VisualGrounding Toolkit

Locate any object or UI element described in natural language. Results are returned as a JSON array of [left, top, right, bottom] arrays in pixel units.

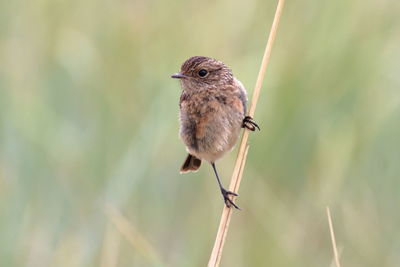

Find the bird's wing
[[234, 78, 248, 115]]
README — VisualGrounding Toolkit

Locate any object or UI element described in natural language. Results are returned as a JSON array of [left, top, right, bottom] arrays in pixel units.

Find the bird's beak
[[171, 73, 187, 79]]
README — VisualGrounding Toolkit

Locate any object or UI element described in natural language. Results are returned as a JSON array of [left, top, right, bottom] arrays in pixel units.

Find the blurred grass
[[1, 0, 400, 266]]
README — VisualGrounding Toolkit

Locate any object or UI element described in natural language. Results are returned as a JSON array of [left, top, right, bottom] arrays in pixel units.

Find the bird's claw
[[242, 116, 260, 131], [221, 188, 240, 210]]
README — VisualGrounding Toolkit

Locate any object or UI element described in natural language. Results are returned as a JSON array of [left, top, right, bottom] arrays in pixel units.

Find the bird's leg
[[211, 162, 240, 209], [242, 116, 260, 131]]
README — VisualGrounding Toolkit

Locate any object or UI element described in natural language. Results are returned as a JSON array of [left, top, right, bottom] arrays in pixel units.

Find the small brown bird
[[171, 56, 259, 209]]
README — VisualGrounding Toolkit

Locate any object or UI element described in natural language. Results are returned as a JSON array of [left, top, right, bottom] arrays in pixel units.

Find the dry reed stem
[[327, 206, 341, 267], [208, 0, 285, 266], [105, 204, 163, 266]]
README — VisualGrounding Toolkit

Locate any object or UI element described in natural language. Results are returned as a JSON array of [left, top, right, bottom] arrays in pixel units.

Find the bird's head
[[171, 56, 234, 90]]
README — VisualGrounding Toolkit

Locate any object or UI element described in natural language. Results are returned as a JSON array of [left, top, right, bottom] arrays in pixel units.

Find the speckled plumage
[[172, 56, 258, 209], [177, 56, 247, 163]]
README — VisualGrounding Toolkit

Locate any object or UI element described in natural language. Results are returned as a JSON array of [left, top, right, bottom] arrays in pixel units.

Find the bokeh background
[[1, 0, 400, 266]]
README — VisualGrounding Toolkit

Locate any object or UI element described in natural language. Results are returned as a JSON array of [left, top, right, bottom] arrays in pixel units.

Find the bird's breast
[[179, 89, 244, 162]]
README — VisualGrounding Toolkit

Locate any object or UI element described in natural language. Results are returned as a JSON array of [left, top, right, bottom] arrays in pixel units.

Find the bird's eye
[[198, 69, 208, 77]]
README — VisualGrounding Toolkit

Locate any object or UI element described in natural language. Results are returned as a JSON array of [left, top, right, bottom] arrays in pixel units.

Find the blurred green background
[[1, 0, 400, 266]]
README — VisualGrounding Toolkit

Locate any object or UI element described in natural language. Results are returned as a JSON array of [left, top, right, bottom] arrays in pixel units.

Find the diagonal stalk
[[208, 0, 286, 266]]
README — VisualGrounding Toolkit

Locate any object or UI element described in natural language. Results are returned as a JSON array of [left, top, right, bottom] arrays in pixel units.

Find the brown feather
[[180, 154, 202, 173]]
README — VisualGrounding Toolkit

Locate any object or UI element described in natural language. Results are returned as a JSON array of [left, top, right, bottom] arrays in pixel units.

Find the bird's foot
[[242, 116, 260, 131], [221, 188, 240, 210]]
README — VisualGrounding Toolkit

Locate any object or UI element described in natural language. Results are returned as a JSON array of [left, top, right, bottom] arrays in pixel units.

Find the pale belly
[[179, 109, 243, 163]]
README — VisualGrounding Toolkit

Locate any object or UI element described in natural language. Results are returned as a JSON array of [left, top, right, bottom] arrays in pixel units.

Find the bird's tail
[[180, 154, 202, 173]]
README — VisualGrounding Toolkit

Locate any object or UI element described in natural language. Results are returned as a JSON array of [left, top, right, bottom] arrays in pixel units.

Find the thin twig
[[327, 206, 341, 267], [208, 1, 285, 266]]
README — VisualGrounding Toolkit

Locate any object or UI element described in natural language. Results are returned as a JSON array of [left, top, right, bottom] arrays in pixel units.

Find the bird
[[171, 56, 259, 209]]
